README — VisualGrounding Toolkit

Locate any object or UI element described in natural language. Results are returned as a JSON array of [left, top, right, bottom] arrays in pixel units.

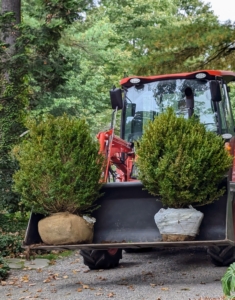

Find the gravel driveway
[[1, 247, 227, 300]]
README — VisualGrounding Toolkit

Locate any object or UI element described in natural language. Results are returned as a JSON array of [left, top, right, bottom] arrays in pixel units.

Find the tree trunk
[[1, 0, 21, 22], [1, 0, 21, 56], [0, 0, 23, 213]]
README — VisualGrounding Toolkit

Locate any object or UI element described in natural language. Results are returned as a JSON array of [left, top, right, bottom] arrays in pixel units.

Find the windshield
[[123, 79, 219, 142]]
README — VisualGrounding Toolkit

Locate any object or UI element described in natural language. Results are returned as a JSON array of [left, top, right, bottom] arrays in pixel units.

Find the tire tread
[[80, 249, 122, 270], [207, 246, 235, 266]]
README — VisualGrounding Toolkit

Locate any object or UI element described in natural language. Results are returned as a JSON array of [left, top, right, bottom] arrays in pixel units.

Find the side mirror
[[126, 103, 136, 117], [110, 88, 123, 110], [210, 81, 222, 102]]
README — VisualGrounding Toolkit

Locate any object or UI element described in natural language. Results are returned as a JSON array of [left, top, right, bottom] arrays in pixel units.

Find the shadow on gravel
[[55, 270, 222, 290], [55, 247, 225, 291], [115, 261, 140, 268]]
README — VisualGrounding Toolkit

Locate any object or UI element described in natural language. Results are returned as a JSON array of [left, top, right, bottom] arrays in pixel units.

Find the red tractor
[[24, 70, 235, 269]]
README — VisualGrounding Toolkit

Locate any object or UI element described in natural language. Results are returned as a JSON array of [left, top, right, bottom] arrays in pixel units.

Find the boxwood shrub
[[136, 108, 232, 208], [12, 114, 104, 215]]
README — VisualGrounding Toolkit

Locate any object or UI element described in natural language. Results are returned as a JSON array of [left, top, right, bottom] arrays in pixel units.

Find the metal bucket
[[23, 180, 235, 251]]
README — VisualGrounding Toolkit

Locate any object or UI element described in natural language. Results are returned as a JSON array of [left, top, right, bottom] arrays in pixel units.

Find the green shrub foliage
[[0, 256, 10, 280], [221, 262, 235, 297], [0, 235, 22, 257], [12, 114, 104, 215], [136, 108, 232, 208]]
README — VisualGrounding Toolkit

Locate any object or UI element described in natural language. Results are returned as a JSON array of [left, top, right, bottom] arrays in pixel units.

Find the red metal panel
[[120, 70, 235, 85]]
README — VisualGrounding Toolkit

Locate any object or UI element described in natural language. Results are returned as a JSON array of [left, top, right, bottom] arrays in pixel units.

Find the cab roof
[[120, 70, 235, 87]]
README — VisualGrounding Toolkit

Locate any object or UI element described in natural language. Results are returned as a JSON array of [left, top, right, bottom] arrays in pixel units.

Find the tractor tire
[[80, 249, 122, 270], [207, 245, 235, 266]]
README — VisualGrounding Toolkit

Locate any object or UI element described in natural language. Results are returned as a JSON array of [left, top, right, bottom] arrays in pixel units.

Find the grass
[[35, 250, 74, 260]]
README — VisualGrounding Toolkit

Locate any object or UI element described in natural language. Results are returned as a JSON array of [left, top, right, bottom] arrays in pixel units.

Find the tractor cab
[[111, 70, 235, 142]]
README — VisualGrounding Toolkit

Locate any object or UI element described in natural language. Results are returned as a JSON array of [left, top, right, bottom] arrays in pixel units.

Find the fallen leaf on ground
[[145, 272, 154, 276], [63, 276, 68, 279], [77, 288, 83, 292], [82, 284, 89, 289], [97, 277, 106, 281], [21, 275, 29, 283], [107, 292, 115, 298], [150, 283, 156, 287], [36, 269, 42, 273], [161, 287, 169, 291]]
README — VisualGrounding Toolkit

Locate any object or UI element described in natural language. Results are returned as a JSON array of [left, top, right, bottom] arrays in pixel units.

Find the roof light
[[222, 133, 232, 140], [130, 78, 141, 84], [195, 73, 206, 79]]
